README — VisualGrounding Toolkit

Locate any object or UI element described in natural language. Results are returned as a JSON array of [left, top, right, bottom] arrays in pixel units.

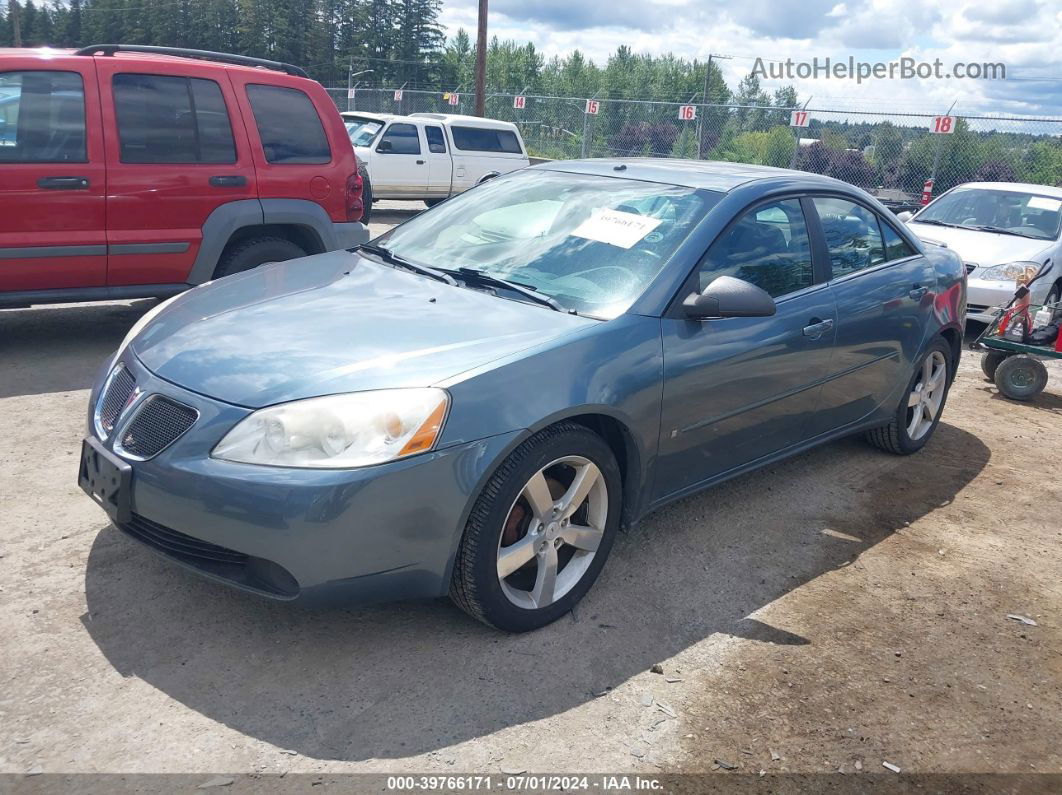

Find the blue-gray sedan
[[79, 160, 966, 631]]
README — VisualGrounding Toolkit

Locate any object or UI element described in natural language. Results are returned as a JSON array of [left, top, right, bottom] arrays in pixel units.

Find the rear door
[[654, 197, 837, 500], [447, 123, 526, 192], [96, 59, 256, 286], [0, 61, 107, 291], [423, 124, 452, 198], [371, 121, 428, 195], [807, 196, 935, 434]]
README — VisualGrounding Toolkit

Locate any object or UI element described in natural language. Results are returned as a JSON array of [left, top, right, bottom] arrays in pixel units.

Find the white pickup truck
[[342, 112, 530, 216]]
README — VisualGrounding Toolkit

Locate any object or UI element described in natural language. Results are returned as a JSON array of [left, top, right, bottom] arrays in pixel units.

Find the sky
[[438, 0, 1062, 119]]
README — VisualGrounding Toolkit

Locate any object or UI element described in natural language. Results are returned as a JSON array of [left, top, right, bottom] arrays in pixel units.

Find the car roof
[[947, 181, 1062, 199], [533, 158, 858, 194], [409, 113, 519, 131], [341, 111, 394, 122], [0, 47, 308, 79]]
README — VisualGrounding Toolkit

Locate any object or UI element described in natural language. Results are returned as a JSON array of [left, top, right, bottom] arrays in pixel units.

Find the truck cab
[[343, 112, 529, 207]]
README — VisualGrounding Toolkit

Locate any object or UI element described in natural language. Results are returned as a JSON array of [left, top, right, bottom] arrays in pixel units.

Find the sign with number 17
[[790, 110, 810, 127]]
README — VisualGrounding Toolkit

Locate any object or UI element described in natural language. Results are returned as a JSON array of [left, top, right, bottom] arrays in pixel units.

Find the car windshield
[[345, 119, 383, 147], [377, 169, 718, 318], [915, 188, 1062, 240]]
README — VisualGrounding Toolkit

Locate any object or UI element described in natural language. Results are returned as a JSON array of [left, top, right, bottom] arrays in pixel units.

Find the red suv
[[0, 45, 367, 308]]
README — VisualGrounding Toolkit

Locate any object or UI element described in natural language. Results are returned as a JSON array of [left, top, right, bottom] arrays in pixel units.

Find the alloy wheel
[[496, 456, 608, 610], [907, 351, 947, 441]]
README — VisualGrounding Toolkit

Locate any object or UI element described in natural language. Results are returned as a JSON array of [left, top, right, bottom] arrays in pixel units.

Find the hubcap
[[906, 351, 947, 441], [496, 455, 607, 610]]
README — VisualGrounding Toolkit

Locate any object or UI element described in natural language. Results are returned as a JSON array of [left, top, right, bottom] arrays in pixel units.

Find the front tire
[[994, 354, 1048, 401], [450, 422, 622, 632], [865, 339, 953, 455]]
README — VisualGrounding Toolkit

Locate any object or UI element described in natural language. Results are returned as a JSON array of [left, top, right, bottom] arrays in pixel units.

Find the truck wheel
[[993, 354, 1048, 401], [360, 171, 373, 225], [424, 198, 444, 208], [212, 237, 305, 279], [980, 351, 1008, 381]]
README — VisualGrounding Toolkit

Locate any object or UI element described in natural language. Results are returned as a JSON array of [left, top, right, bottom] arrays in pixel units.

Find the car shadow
[[81, 422, 989, 761], [368, 204, 424, 229], [0, 300, 155, 399]]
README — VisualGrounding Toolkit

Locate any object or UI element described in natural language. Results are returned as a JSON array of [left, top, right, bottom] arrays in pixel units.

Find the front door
[[0, 63, 107, 291], [654, 197, 837, 501], [373, 122, 428, 195]]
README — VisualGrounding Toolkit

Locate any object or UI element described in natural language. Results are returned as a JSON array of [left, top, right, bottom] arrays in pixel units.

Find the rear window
[[246, 84, 331, 164], [0, 70, 86, 163], [450, 125, 522, 154], [113, 74, 236, 164]]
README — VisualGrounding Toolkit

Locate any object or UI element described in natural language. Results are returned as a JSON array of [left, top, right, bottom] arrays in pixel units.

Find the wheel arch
[[938, 324, 963, 382]]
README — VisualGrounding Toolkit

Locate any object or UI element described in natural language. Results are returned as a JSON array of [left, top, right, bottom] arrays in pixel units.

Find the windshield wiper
[[356, 243, 457, 285], [911, 218, 955, 228], [968, 224, 1041, 239], [444, 267, 570, 313]]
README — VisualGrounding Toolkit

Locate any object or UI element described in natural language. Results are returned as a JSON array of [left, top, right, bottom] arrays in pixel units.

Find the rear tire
[[450, 422, 622, 632], [865, 339, 953, 455], [994, 354, 1048, 401], [212, 237, 305, 279], [980, 351, 1008, 381], [424, 198, 444, 208]]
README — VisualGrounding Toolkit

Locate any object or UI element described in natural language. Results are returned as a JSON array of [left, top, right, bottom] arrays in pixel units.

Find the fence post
[[581, 99, 592, 158]]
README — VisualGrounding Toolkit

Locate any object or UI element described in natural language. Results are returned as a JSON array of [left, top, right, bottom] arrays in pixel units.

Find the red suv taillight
[[345, 171, 365, 223]]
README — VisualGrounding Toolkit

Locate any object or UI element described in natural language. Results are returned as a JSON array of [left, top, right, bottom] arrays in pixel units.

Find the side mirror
[[683, 275, 777, 320], [896, 211, 913, 223], [376, 139, 393, 153]]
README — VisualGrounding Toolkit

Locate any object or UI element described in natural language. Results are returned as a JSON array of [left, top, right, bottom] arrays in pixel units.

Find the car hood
[[132, 252, 593, 407], [906, 222, 1053, 265]]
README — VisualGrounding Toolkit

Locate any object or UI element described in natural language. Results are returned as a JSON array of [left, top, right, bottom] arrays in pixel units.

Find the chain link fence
[[327, 86, 1062, 206]]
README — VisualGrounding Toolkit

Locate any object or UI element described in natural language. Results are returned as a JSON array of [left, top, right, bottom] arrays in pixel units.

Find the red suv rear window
[[246, 84, 331, 164]]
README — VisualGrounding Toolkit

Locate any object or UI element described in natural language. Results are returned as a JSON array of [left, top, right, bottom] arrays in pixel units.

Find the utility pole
[[10, 0, 22, 48], [697, 53, 730, 159], [474, 0, 488, 117]]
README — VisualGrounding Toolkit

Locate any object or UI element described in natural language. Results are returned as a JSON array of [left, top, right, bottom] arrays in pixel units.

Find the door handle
[[802, 318, 834, 338], [416, 160, 426, 165], [909, 285, 929, 300], [209, 175, 247, 187], [37, 176, 89, 190]]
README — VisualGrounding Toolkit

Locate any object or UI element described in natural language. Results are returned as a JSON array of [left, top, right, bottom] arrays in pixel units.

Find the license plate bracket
[[79, 437, 132, 523]]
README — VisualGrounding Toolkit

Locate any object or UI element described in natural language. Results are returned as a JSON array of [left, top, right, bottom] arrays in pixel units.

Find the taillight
[[345, 171, 364, 223]]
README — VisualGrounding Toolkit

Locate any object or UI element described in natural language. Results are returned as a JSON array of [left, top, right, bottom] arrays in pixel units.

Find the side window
[[699, 199, 815, 297], [0, 70, 86, 163], [425, 125, 446, 153], [113, 75, 235, 164], [450, 125, 522, 153], [379, 123, 421, 155], [880, 219, 917, 261], [246, 84, 331, 164], [812, 197, 886, 278]]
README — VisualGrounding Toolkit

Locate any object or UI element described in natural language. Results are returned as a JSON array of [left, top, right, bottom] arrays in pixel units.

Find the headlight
[[977, 261, 1045, 283], [116, 293, 183, 359], [212, 388, 450, 468]]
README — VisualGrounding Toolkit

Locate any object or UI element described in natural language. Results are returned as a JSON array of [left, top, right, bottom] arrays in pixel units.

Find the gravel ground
[[1, 202, 1059, 779]]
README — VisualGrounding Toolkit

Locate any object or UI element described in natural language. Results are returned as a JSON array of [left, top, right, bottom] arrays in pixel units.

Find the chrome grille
[[116, 395, 198, 460], [96, 364, 136, 437]]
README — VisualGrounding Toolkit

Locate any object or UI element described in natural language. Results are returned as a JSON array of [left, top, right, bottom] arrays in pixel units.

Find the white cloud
[[438, 0, 1062, 117]]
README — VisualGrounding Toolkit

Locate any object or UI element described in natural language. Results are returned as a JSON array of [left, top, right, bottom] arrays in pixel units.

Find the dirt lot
[[1, 202, 1060, 780]]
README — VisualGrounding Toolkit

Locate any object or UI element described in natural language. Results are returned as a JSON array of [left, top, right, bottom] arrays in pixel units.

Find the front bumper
[[83, 354, 520, 605], [965, 277, 1052, 323]]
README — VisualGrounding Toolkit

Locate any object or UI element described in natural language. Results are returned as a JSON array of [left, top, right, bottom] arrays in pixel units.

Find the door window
[[0, 70, 86, 163], [698, 199, 815, 297], [113, 74, 236, 164], [379, 123, 421, 155], [880, 219, 917, 261], [425, 125, 446, 153], [813, 197, 886, 277], [246, 84, 330, 164]]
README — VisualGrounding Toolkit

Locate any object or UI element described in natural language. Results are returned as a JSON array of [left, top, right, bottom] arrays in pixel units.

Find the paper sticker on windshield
[[571, 209, 663, 249], [1028, 196, 1061, 212]]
